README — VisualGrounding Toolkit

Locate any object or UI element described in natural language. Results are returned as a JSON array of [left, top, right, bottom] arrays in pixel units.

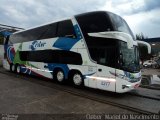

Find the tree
[[136, 32, 148, 40], [0, 35, 3, 45]]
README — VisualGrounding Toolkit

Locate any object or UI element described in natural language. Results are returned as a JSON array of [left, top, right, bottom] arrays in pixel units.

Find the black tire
[[15, 64, 21, 74], [9, 64, 12, 72], [71, 72, 83, 86], [54, 69, 65, 83], [10, 64, 15, 72]]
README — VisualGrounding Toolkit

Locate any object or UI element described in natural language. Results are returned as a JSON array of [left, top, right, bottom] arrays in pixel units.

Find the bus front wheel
[[71, 72, 83, 86]]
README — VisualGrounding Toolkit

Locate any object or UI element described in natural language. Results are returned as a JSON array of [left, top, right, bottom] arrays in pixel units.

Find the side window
[[57, 20, 76, 38], [88, 37, 118, 68], [59, 50, 82, 65], [10, 20, 76, 44], [10, 23, 58, 44], [90, 47, 116, 68], [97, 48, 106, 65], [19, 51, 28, 61], [10, 34, 19, 44], [19, 50, 82, 65], [4, 36, 9, 45], [40, 23, 57, 39], [34, 23, 58, 40]]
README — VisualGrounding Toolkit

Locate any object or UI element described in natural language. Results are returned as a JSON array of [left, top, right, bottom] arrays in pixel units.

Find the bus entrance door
[[96, 65, 116, 92]]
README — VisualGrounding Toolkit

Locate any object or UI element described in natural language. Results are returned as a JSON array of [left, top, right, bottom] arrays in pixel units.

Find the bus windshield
[[119, 41, 140, 73], [108, 12, 135, 40]]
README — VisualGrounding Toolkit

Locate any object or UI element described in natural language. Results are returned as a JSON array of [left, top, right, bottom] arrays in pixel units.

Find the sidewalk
[[141, 68, 160, 75]]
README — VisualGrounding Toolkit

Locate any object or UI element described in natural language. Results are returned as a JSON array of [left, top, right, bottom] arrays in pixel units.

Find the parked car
[[143, 60, 158, 68], [156, 58, 160, 68]]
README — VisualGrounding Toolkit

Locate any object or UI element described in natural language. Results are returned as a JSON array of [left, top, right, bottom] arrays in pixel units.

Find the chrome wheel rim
[[17, 66, 20, 73], [11, 65, 15, 71], [57, 71, 64, 82], [73, 74, 82, 85]]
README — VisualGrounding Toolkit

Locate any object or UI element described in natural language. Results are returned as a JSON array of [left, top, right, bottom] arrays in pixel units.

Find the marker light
[[86, 76, 116, 82]]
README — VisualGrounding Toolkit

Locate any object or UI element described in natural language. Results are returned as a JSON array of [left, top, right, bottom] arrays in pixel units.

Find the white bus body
[[3, 11, 149, 93]]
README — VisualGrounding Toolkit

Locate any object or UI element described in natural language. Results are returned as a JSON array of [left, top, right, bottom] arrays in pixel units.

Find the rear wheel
[[10, 64, 15, 72], [54, 69, 65, 83], [15, 64, 21, 74]]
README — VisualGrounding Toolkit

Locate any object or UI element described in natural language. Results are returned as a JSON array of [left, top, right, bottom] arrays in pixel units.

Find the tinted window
[[75, 12, 113, 35], [10, 22, 58, 43], [19, 50, 82, 65], [19, 51, 28, 61], [108, 12, 135, 40], [36, 23, 57, 40], [92, 48, 117, 68], [57, 20, 76, 38], [88, 37, 118, 68], [4, 36, 9, 45], [10, 20, 76, 44]]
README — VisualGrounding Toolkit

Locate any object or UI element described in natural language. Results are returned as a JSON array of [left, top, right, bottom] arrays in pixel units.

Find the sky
[[0, 0, 160, 38]]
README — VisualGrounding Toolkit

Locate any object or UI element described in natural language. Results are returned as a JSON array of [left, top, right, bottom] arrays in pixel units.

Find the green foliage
[[136, 32, 148, 40], [0, 35, 4, 45]]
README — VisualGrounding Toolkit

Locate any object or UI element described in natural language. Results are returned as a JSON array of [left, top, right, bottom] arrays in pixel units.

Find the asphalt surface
[[142, 68, 160, 75], [0, 45, 3, 65], [0, 68, 134, 115], [0, 66, 160, 120]]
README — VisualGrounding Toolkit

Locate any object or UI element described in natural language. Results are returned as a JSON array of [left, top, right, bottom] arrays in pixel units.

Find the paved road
[[0, 68, 133, 115], [0, 45, 3, 57], [142, 68, 160, 75], [0, 67, 160, 119]]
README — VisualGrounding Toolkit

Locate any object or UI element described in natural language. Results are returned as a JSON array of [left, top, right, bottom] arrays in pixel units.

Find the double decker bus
[[3, 11, 151, 93]]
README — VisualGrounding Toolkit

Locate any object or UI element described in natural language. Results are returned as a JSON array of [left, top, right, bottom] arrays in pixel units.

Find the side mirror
[[137, 40, 151, 54]]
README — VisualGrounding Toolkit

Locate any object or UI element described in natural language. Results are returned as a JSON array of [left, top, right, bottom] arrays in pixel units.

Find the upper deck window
[[108, 12, 135, 40], [57, 20, 76, 38], [9, 19, 76, 44], [75, 12, 113, 35]]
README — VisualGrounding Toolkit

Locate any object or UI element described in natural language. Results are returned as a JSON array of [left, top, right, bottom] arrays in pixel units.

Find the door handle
[[98, 69, 102, 72]]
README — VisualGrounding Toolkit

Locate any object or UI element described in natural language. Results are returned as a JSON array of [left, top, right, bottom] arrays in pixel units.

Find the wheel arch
[[53, 67, 68, 80], [68, 69, 83, 79]]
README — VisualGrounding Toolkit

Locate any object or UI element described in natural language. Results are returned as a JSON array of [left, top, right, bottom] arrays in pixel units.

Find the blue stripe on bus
[[53, 37, 79, 50], [7, 45, 15, 63]]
